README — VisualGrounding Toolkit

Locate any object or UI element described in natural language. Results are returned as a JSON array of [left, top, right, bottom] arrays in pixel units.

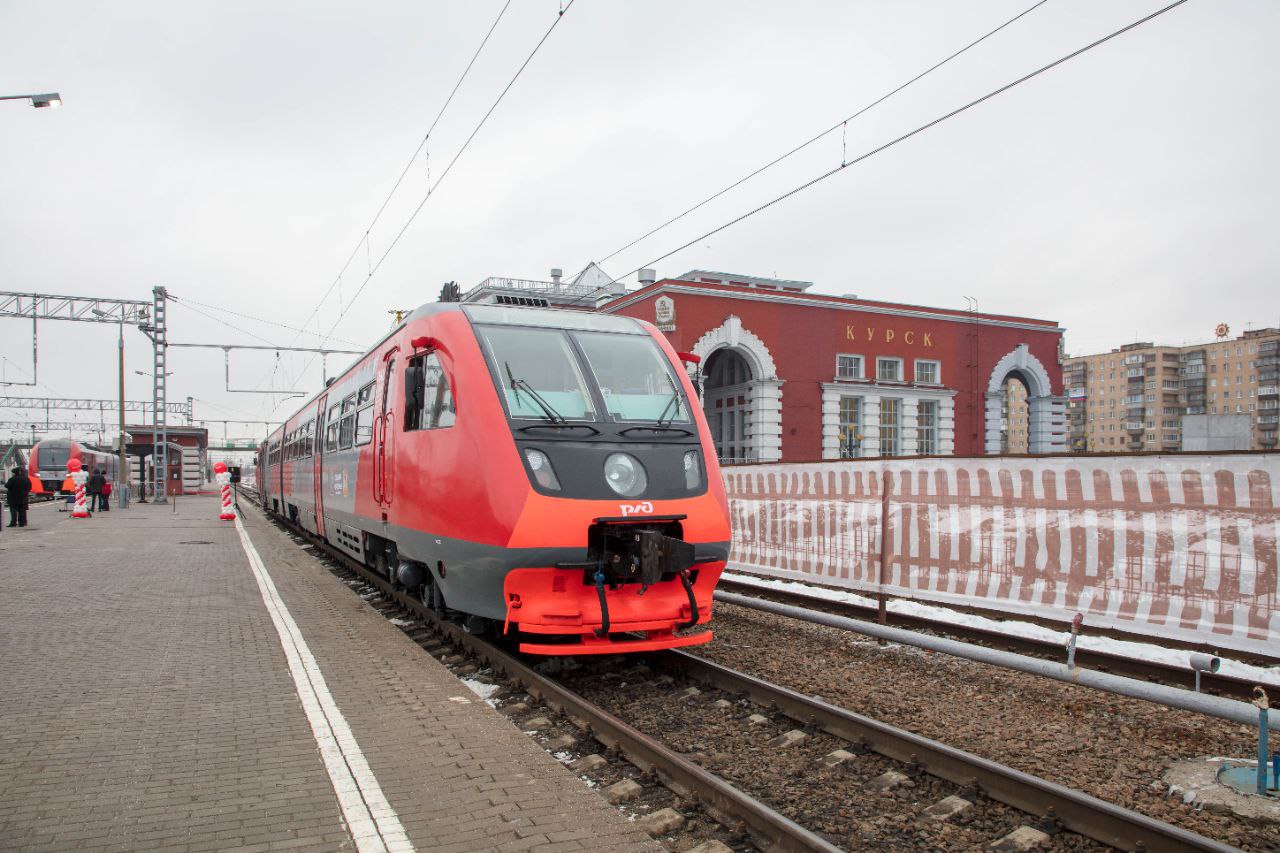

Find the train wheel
[[373, 551, 392, 586], [463, 614, 494, 637], [420, 576, 445, 619], [431, 582, 447, 619]]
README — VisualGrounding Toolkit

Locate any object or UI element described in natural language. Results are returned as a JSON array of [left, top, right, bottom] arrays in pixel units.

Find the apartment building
[[1064, 328, 1280, 452], [1000, 378, 1029, 453]]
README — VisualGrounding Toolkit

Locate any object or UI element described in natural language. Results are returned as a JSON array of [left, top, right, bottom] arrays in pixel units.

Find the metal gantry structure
[[0, 396, 190, 414], [0, 288, 173, 502], [3, 287, 372, 497]]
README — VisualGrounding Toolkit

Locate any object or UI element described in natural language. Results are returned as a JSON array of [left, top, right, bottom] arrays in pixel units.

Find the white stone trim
[[690, 314, 778, 380], [835, 352, 865, 380], [606, 284, 1068, 336], [693, 315, 784, 463], [821, 383, 957, 459], [985, 344, 1067, 454], [876, 356, 904, 383], [914, 358, 941, 385], [986, 343, 1052, 397]]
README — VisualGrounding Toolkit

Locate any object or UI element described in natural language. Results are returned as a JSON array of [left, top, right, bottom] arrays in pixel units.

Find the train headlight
[[524, 448, 560, 490], [683, 450, 701, 489], [603, 452, 647, 497]]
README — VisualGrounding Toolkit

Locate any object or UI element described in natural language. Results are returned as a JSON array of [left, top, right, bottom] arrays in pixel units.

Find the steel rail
[[661, 650, 1237, 853], [717, 590, 1278, 734], [261, 506, 841, 853], [718, 577, 1266, 701], [247, 496, 1240, 852]]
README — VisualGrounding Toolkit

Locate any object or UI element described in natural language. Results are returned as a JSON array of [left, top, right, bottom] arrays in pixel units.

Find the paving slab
[[0, 496, 658, 852]]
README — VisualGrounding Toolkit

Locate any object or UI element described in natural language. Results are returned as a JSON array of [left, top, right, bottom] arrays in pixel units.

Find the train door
[[374, 349, 398, 514], [313, 394, 328, 537]]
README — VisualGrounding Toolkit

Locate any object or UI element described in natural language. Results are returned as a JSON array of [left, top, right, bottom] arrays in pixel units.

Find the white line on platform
[[233, 515, 413, 853]]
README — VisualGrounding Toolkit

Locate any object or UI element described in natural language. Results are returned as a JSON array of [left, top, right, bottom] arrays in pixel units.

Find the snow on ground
[[460, 677, 502, 700], [721, 571, 1280, 687]]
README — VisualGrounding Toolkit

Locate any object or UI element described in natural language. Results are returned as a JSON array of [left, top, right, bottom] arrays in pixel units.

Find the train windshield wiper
[[517, 423, 600, 435], [655, 372, 685, 428], [505, 362, 567, 424]]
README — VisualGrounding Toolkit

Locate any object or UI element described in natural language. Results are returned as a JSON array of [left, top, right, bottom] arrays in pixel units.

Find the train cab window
[[338, 394, 357, 449], [355, 382, 375, 445], [576, 331, 692, 423], [325, 404, 341, 451], [474, 325, 593, 420], [405, 353, 455, 431]]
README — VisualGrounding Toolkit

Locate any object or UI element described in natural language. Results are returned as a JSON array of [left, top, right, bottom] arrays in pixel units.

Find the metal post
[[1260, 707, 1270, 796], [877, 471, 891, 626], [152, 286, 168, 504], [1065, 612, 1083, 668], [1256, 687, 1272, 796], [117, 317, 127, 508]]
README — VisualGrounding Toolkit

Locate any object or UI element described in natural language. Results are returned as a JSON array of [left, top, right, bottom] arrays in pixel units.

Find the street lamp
[[0, 92, 62, 109], [92, 307, 129, 506]]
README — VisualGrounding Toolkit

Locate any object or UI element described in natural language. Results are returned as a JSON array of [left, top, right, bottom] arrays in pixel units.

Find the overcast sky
[[2, 1, 1277, 446]]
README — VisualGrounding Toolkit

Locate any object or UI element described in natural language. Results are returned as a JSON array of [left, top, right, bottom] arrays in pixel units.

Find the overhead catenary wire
[[588, 0, 1052, 275], [579, 0, 1192, 302], [285, 0, 515, 351], [282, 0, 579, 396], [167, 294, 363, 348]]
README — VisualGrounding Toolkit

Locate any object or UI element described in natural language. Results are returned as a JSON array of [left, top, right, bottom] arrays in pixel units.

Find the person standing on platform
[[87, 467, 105, 512], [100, 477, 112, 512], [5, 466, 31, 528]]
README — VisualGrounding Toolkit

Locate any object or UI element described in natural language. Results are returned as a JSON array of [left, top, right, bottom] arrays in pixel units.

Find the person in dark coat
[[5, 466, 31, 528], [87, 468, 105, 512]]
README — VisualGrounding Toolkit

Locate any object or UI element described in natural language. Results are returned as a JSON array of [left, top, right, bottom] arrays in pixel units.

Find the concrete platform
[[0, 496, 658, 852]]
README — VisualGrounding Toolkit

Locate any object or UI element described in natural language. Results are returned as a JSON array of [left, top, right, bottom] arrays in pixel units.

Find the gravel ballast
[[696, 602, 1279, 851]]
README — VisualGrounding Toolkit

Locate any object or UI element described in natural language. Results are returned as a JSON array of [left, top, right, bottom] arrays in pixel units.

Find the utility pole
[[117, 316, 127, 505], [152, 286, 169, 504]]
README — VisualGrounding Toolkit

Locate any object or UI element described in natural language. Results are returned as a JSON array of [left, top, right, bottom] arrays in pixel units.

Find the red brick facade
[[605, 276, 1065, 462]]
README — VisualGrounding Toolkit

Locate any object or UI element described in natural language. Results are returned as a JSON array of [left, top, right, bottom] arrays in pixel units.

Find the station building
[[459, 267, 1067, 463]]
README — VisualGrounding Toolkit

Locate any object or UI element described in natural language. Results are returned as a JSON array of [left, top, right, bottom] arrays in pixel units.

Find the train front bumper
[[501, 560, 724, 655]]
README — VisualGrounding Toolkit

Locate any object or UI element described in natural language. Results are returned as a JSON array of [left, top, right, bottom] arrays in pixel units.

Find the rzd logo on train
[[619, 501, 654, 517]]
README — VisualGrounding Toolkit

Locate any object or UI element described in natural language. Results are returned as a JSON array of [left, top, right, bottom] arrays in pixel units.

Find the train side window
[[354, 382, 375, 445], [405, 353, 454, 431], [338, 394, 357, 449], [325, 404, 341, 451], [305, 421, 314, 457]]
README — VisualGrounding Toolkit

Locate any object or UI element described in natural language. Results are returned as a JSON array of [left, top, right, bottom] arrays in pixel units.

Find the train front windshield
[[467, 308, 691, 426], [36, 444, 70, 471]]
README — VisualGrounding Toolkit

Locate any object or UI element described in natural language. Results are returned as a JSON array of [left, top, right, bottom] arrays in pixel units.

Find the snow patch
[[460, 677, 501, 700]]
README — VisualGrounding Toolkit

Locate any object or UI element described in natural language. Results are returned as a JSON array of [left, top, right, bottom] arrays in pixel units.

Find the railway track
[[717, 576, 1271, 702], [255, 502, 1240, 852]]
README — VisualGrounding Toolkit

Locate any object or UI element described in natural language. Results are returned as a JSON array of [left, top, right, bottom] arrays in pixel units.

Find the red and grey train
[[257, 304, 730, 654], [28, 438, 122, 496]]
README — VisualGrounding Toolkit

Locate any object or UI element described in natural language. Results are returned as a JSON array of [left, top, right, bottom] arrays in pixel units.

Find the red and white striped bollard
[[214, 461, 236, 521], [69, 458, 90, 519]]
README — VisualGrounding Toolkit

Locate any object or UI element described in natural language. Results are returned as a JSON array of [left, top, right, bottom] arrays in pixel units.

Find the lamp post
[[93, 308, 128, 505], [135, 369, 173, 501], [0, 93, 62, 108]]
